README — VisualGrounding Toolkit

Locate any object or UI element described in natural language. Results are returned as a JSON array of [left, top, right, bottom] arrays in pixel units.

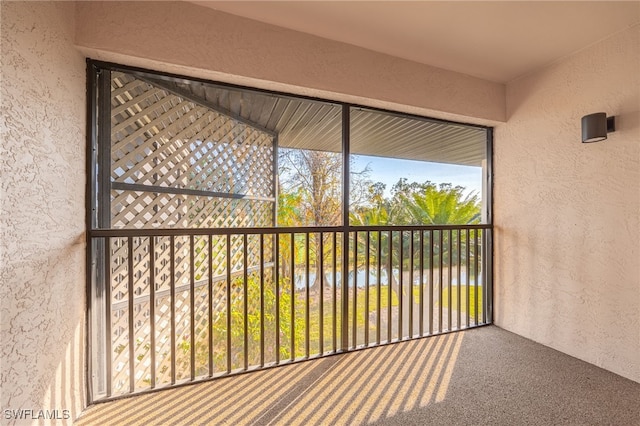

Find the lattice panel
[[111, 190, 274, 229], [192, 285, 211, 377], [109, 237, 130, 394], [154, 293, 173, 387], [100, 70, 284, 398], [109, 71, 275, 230], [133, 299, 152, 390], [107, 234, 276, 392]]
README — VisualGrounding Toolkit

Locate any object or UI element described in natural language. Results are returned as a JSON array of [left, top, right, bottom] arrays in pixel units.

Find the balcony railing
[[89, 224, 492, 401]]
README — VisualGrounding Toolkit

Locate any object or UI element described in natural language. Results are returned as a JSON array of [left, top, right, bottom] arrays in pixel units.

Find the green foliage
[[353, 178, 481, 226], [181, 275, 403, 373], [277, 190, 304, 227], [176, 152, 483, 377], [187, 275, 326, 370], [278, 149, 343, 227], [350, 204, 391, 227], [350, 179, 481, 273], [397, 180, 481, 225]]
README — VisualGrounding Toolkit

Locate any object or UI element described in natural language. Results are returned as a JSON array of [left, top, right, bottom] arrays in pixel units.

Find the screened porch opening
[[88, 61, 492, 402]]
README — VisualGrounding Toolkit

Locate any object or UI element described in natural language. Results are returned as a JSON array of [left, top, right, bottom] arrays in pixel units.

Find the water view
[[293, 268, 483, 289]]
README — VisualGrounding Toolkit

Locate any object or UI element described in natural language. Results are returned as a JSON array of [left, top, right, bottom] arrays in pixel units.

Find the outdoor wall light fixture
[[581, 112, 615, 143]]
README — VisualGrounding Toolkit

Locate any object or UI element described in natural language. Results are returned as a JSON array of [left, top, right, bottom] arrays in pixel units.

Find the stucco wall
[[1, 5, 637, 425], [494, 25, 640, 382], [74, 1, 505, 124], [1, 1, 86, 423]]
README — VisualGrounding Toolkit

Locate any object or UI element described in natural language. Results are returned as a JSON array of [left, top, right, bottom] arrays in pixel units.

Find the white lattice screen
[[110, 71, 275, 229], [104, 71, 276, 395], [90, 65, 492, 402]]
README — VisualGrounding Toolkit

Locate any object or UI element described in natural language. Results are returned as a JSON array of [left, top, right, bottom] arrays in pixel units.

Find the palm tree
[[395, 181, 481, 225], [397, 181, 480, 266], [352, 179, 481, 276]]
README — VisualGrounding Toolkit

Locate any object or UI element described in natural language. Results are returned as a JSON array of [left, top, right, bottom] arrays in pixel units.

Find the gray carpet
[[77, 326, 640, 425]]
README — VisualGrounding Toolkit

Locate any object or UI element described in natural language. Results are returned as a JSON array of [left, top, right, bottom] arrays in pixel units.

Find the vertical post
[[85, 62, 98, 403], [364, 231, 370, 346], [97, 68, 112, 231], [341, 105, 350, 351], [457, 229, 462, 330], [170, 236, 176, 385], [332, 232, 337, 352], [419, 231, 424, 337], [272, 135, 279, 227], [104, 237, 112, 397], [208, 235, 214, 376], [466, 229, 471, 328], [485, 128, 494, 226], [387, 231, 392, 342], [486, 128, 494, 325], [408, 231, 414, 338], [319, 232, 324, 355], [259, 234, 265, 367], [352, 232, 358, 348], [376, 231, 382, 345], [96, 67, 113, 398], [226, 234, 232, 373], [481, 159, 488, 224], [290, 233, 295, 361], [128, 237, 135, 393], [275, 233, 280, 364], [418, 230, 424, 337], [398, 231, 403, 340], [482, 229, 487, 324], [429, 230, 434, 335], [190, 235, 196, 380], [243, 234, 249, 370], [487, 227, 493, 324], [305, 232, 310, 358], [439, 230, 443, 333], [149, 237, 156, 389], [474, 229, 479, 326], [448, 229, 453, 331]]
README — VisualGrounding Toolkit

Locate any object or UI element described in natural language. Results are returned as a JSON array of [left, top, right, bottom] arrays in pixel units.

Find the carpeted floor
[[76, 326, 640, 425]]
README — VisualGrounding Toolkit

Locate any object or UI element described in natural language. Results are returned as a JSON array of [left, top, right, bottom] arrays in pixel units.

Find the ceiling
[[145, 74, 487, 166], [190, 1, 640, 83]]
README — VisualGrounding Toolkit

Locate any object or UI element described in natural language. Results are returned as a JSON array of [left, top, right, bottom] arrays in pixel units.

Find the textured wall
[[1, 5, 637, 426], [74, 1, 505, 124], [0, 1, 86, 423], [494, 25, 640, 382]]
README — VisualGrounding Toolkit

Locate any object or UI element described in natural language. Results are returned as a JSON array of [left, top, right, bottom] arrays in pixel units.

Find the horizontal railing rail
[[89, 223, 489, 238], [90, 224, 492, 401]]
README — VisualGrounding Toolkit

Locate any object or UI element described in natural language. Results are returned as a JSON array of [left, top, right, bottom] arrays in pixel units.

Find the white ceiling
[[191, 1, 640, 83]]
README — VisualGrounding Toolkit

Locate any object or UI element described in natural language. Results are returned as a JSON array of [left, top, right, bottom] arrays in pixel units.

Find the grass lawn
[[305, 286, 399, 349], [440, 285, 483, 320]]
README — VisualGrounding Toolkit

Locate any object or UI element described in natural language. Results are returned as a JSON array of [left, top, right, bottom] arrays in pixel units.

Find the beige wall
[[494, 25, 640, 382], [1, 1, 86, 423], [1, 5, 637, 425], [74, 1, 505, 124]]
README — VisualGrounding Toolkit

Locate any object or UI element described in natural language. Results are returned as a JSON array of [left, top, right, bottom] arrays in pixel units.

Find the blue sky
[[351, 155, 482, 197]]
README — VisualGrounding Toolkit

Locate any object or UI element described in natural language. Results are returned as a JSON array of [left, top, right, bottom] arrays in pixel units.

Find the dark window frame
[[85, 58, 494, 404]]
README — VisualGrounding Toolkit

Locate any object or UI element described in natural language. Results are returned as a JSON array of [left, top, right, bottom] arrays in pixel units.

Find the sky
[[351, 155, 483, 198]]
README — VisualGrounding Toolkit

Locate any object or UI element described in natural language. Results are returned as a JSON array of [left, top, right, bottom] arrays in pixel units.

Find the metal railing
[[89, 224, 492, 400]]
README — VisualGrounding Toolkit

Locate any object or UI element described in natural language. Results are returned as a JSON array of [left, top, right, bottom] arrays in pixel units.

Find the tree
[[278, 148, 371, 290], [350, 178, 481, 284], [393, 179, 481, 225], [279, 149, 342, 227], [392, 179, 481, 266]]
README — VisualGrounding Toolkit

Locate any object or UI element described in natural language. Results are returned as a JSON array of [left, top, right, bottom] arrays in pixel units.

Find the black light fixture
[[581, 112, 615, 143]]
